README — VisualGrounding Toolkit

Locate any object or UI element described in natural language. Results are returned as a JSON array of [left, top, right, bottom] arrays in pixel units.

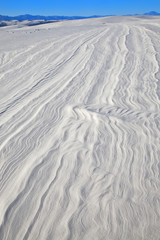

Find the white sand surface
[[0, 16, 160, 240]]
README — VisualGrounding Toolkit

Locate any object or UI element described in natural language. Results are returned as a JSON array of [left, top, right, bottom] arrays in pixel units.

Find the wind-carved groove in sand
[[0, 28, 106, 118], [0, 29, 108, 155], [143, 25, 160, 101], [0, 29, 100, 115]]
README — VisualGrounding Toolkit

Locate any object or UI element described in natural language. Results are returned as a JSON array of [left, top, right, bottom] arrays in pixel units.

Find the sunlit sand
[[0, 16, 160, 240]]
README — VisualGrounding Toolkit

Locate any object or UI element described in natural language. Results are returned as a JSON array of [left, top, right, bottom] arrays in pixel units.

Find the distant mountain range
[[144, 11, 160, 15], [0, 14, 106, 21], [0, 11, 160, 21]]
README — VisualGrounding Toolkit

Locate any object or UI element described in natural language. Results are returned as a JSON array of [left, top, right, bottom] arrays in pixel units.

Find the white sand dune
[[0, 16, 160, 240]]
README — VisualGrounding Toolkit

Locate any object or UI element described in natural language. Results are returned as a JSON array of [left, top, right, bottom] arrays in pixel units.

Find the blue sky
[[1, 0, 160, 16]]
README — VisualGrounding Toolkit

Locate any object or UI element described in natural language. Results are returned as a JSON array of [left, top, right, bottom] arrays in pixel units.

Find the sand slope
[[0, 16, 160, 240]]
